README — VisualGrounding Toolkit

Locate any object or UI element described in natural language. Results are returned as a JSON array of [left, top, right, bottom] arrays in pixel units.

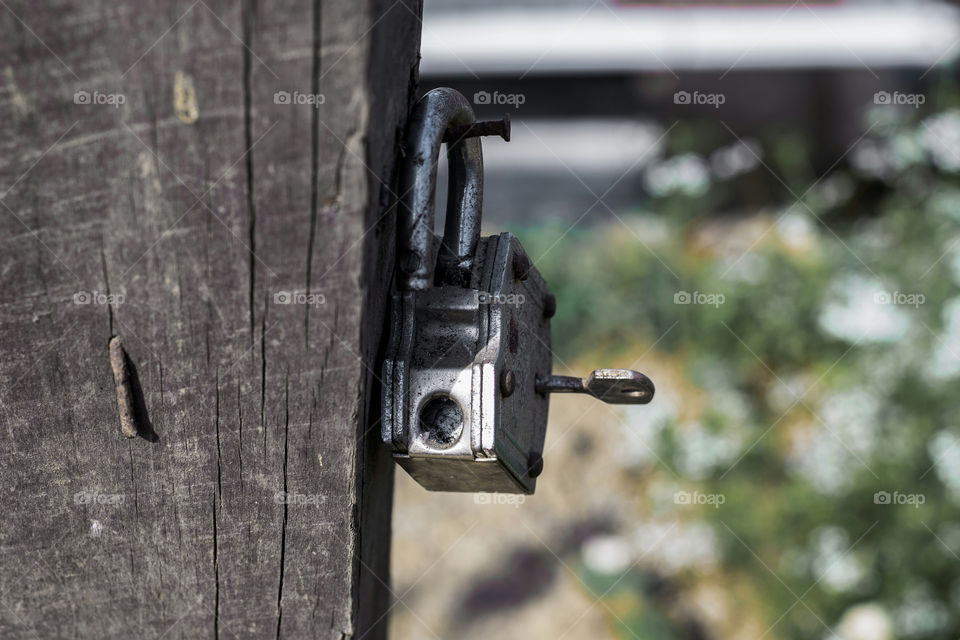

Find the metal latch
[[381, 87, 655, 494]]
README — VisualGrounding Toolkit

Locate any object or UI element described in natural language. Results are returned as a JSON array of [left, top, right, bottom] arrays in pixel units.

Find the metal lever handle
[[536, 369, 655, 405]]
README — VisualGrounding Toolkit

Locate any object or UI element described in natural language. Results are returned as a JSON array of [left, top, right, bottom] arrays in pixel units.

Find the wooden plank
[[0, 0, 421, 637]]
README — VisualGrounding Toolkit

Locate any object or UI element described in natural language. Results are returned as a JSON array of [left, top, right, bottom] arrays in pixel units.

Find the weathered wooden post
[[0, 0, 421, 637]]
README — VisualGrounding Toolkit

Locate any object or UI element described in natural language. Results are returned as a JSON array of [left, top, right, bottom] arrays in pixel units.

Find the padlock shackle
[[398, 88, 483, 291]]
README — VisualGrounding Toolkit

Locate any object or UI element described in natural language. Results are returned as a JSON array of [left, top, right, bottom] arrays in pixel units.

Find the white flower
[[819, 274, 911, 343], [632, 521, 718, 572], [810, 526, 866, 593], [925, 297, 960, 380], [581, 535, 633, 574], [675, 420, 743, 478], [776, 211, 818, 253], [710, 139, 762, 180], [616, 396, 675, 469], [928, 430, 960, 502], [787, 421, 854, 494], [919, 110, 960, 172], [644, 153, 710, 197], [835, 603, 894, 640], [851, 138, 895, 180]]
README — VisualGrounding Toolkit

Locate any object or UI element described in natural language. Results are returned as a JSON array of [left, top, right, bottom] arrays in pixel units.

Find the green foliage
[[515, 101, 960, 638]]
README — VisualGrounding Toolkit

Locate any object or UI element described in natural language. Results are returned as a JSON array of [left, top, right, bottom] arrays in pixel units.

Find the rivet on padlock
[[382, 88, 656, 495]]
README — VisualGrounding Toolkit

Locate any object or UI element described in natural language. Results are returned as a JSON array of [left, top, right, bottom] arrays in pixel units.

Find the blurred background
[[391, 1, 960, 638]]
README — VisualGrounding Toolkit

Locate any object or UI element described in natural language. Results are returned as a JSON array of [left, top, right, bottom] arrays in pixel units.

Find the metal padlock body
[[382, 233, 552, 494], [382, 88, 655, 494]]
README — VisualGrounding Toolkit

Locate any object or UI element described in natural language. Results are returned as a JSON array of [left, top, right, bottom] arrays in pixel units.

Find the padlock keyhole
[[418, 395, 463, 448]]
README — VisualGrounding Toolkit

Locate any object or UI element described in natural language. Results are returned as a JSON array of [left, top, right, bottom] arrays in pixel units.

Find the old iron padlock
[[382, 88, 655, 494]]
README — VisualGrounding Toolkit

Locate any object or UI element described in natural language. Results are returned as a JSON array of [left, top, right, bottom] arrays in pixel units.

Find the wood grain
[[0, 0, 422, 637]]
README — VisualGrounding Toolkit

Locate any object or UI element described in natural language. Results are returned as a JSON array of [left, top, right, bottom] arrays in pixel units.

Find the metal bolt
[[500, 368, 516, 397], [527, 452, 544, 478], [108, 336, 137, 439], [444, 113, 511, 143], [512, 251, 531, 281], [542, 293, 556, 319]]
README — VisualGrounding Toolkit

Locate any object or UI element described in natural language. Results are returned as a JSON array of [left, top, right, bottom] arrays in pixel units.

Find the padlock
[[381, 88, 655, 494]]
